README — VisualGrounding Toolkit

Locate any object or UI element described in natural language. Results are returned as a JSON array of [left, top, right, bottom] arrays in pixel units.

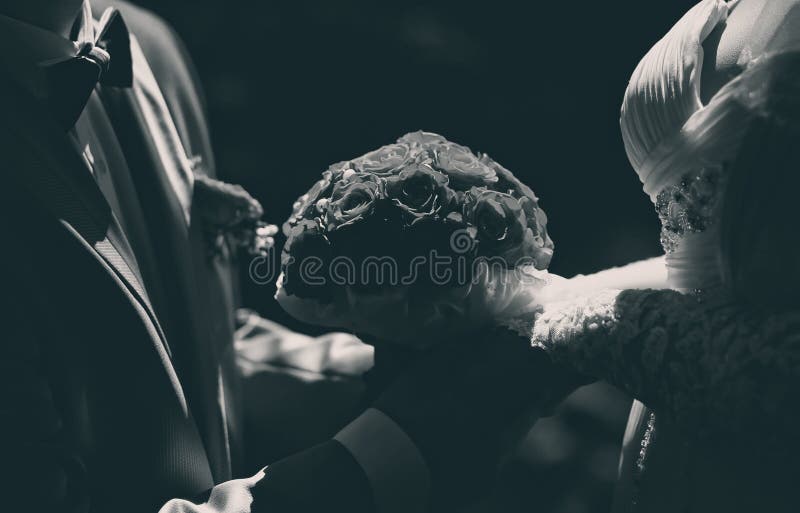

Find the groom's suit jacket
[[0, 2, 380, 512]]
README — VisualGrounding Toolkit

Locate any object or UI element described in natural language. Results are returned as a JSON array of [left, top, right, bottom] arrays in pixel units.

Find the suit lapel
[[0, 72, 173, 360], [100, 78, 238, 482]]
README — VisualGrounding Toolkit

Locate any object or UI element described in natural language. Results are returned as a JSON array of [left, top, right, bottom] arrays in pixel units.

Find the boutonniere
[[193, 173, 278, 260]]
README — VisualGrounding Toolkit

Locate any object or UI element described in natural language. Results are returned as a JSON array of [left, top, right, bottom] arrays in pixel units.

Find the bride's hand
[[533, 289, 622, 357]]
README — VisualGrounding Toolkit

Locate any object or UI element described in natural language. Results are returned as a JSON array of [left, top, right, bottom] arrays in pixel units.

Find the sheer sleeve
[[532, 288, 800, 439]]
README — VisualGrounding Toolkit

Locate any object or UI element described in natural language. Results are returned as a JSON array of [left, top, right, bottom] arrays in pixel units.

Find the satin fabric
[[612, 1, 800, 511]]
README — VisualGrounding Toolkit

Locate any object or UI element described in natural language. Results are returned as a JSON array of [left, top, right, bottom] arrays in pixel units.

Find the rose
[[325, 173, 385, 230], [464, 188, 549, 267], [288, 176, 330, 218], [518, 196, 554, 269], [385, 163, 452, 225], [281, 219, 334, 299], [282, 162, 348, 235], [282, 219, 319, 267], [479, 153, 537, 199], [354, 143, 416, 176], [397, 130, 448, 147], [433, 142, 498, 189], [477, 154, 554, 268], [323, 160, 354, 182]]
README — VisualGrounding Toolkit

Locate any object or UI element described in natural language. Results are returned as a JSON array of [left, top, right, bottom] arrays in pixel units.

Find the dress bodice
[[620, 0, 800, 292], [528, 1, 800, 510]]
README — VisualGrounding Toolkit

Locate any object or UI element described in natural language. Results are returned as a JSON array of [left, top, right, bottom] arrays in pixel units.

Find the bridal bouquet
[[275, 131, 554, 346]]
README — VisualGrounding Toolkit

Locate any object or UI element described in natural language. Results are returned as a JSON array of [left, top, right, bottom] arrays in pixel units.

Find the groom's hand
[[344, 327, 588, 510]]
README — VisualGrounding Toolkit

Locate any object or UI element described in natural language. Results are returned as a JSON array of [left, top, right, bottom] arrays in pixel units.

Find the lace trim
[[532, 288, 800, 440]]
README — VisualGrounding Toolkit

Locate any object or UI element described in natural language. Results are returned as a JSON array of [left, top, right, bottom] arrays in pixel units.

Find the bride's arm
[[539, 256, 668, 304], [532, 287, 800, 440]]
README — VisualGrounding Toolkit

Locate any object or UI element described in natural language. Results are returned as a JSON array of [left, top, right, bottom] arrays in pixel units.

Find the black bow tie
[[43, 7, 133, 130]]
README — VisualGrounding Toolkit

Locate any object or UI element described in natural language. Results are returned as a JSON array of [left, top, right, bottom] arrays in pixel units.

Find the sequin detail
[[630, 412, 657, 510], [654, 166, 722, 253], [636, 412, 657, 474]]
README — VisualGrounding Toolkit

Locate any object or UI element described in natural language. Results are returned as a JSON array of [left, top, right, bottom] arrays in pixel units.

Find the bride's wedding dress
[[524, 1, 800, 510]]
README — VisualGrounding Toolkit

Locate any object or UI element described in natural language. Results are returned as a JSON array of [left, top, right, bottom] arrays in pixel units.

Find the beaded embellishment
[[654, 166, 723, 253], [636, 412, 657, 474], [630, 412, 657, 511]]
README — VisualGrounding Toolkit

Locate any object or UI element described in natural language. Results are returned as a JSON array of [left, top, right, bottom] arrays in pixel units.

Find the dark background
[[133, 1, 699, 511]]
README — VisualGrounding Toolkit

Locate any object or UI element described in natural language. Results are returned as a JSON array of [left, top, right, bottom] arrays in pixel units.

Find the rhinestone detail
[[636, 412, 657, 474], [654, 166, 722, 253]]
